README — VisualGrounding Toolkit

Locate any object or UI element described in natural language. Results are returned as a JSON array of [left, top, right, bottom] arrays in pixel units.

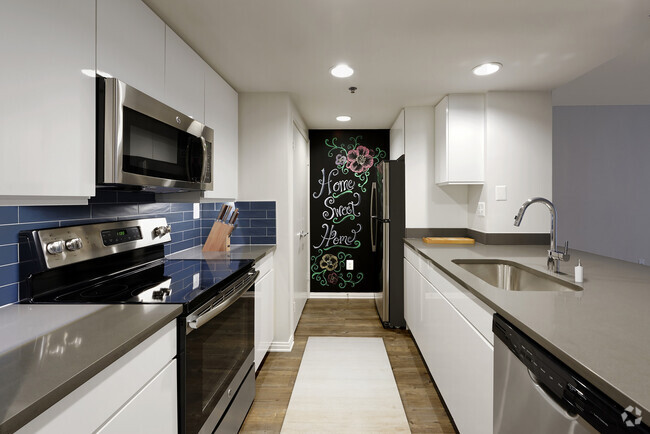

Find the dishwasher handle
[[187, 270, 259, 330], [528, 369, 579, 421]]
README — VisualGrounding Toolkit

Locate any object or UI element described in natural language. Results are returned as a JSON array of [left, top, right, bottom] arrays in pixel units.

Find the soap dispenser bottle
[[575, 259, 583, 283]]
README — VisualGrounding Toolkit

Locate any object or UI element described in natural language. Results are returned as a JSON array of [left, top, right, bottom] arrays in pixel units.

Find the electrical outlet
[[193, 203, 200, 219], [477, 202, 486, 217], [193, 273, 200, 289], [346, 259, 354, 270]]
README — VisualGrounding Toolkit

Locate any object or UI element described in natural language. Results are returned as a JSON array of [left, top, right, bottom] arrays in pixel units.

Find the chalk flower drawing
[[327, 272, 339, 284], [335, 154, 347, 166], [346, 146, 375, 173], [320, 253, 338, 271]]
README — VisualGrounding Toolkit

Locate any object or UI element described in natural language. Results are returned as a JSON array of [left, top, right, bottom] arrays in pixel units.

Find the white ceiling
[[143, 0, 650, 129]]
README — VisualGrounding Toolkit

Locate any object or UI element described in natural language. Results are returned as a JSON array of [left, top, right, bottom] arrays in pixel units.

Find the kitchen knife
[[229, 209, 239, 225], [222, 205, 232, 222], [217, 204, 228, 221]]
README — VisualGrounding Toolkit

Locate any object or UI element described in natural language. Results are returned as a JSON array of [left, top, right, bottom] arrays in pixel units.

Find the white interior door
[[292, 123, 309, 329]]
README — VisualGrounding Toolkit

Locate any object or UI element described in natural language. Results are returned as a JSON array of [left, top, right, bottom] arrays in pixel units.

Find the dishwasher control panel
[[493, 314, 650, 434]]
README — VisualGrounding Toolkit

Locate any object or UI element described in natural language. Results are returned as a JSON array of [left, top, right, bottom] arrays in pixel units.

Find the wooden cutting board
[[422, 237, 475, 244]]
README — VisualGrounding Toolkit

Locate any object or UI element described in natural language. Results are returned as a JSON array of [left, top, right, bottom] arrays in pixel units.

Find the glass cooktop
[[38, 258, 254, 313]]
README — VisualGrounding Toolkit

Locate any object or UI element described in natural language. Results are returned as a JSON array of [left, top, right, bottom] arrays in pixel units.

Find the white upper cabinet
[[390, 109, 405, 159], [0, 0, 95, 202], [204, 65, 238, 200], [164, 27, 206, 123], [434, 94, 485, 185], [96, 0, 165, 101]]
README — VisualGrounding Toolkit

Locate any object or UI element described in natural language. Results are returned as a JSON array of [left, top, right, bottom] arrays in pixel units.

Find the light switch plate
[[346, 260, 354, 270], [193, 203, 200, 219], [193, 273, 200, 289], [495, 185, 507, 201]]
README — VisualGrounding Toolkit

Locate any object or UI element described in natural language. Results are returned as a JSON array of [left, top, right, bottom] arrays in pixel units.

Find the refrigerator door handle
[[370, 182, 377, 252]]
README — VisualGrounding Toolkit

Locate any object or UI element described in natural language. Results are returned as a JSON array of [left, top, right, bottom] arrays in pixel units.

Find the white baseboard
[[269, 335, 294, 352], [309, 292, 377, 299]]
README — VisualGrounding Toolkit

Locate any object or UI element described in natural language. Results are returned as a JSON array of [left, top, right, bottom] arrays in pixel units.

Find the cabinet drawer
[[423, 260, 494, 344], [96, 359, 177, 434], [404, 245, 422, 269], [18, 320, 177, 434], [255, 253, 274, 280]]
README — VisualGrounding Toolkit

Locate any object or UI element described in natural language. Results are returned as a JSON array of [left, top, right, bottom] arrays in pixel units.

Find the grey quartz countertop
[[403, 238, 650, 416], [167, 244, 276, 263], [0, 304, 181, 434]]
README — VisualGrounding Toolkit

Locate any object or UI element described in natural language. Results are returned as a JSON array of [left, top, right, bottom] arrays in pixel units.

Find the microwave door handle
[[187, 270, 259, 330], [200, 137, 209, 183], [185, 141, 192, 181]]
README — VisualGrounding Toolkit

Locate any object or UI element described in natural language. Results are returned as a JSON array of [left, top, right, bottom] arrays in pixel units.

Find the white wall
[[468, 92, 553, 234], [238, 93, 307, 351], [403, 106, 468, 229]]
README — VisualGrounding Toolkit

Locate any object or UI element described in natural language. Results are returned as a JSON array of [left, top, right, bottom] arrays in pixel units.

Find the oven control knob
[[65, 238, 83, 251], [154, 225, 172, 237], [46, 240, 65, 255]]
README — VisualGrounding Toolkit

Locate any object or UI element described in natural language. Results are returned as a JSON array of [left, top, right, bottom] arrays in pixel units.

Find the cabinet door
[[428, 282, 493, 434], [403, 258, 421, 341], [434, 97, 449, 184], [447, 94, 484, 183], [255, 268, 274, 371], [0, 1, 95, 199], [434, 94, 485, 185], [164, 27, 206, 123], [96, 360, 177, 434], [204, 67, 238, 200], [390, 109, 405, 159], [97, 0, 165, 101]]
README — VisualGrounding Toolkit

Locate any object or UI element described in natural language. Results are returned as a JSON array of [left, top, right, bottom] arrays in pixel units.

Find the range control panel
[[101, 227, 143, 246], [32, 218, 172, 269]]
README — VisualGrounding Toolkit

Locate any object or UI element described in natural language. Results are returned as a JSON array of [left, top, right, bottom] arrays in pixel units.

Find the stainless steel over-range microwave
[[97, 77, 213, 192]]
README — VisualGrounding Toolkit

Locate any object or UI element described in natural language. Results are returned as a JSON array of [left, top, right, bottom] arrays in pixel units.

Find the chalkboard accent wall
[[309, 130, 389, 293]]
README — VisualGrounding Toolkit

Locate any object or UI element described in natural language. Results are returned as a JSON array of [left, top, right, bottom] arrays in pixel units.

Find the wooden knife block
[[202, 221, 234, 252]]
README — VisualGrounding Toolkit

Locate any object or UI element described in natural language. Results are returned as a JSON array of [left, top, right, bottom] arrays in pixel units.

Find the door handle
[[370, 182, 377, 252]]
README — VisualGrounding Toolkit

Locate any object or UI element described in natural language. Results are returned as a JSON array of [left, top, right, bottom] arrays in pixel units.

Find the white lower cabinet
[[18, 320, 177, 434], [97, 359, 177, 434], [255, 253, 275, 371], [404, 245, 493, 433]]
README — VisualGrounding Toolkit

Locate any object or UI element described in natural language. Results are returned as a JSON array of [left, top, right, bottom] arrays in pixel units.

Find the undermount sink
[[452, 259, 582, 292]]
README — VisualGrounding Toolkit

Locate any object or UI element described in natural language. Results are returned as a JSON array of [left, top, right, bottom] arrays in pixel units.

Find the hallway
[[240, 299, 456, 433]]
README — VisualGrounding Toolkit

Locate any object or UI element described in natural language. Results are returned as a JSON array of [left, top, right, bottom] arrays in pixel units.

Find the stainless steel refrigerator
[[371, 157, 405, 328]]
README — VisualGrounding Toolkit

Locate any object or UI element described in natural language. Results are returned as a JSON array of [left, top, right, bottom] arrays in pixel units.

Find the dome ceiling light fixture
[[330, 64, 354, 78], [472, 62, 503, 76], [336, 115, 351, 122]]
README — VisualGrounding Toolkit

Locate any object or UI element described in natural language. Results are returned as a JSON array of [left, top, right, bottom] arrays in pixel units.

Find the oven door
[[99, 77, 213, 192], [181, 270, 257, 434]]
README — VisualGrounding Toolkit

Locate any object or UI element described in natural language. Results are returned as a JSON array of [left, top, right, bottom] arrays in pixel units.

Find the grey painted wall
[[553, 105, 650, 264]]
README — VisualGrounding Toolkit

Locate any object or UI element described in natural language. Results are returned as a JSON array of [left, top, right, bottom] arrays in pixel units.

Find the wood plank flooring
[[240, 299, 456, 433]]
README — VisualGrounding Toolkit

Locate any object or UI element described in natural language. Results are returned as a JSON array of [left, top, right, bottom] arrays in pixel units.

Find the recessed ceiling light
[[472, 62, 502, 76], [336, 115, 351, 122], [330, 64, 354, 78]]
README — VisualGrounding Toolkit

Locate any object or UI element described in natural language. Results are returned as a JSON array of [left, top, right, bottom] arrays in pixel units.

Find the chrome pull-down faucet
[[514, 197, 570, 273]]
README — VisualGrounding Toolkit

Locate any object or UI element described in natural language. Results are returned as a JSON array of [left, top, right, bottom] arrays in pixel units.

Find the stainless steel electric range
[[19, 217, 257, 434]]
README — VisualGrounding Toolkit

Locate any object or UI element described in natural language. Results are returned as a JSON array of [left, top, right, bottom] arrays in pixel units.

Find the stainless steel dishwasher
[[493, 314, 649, 434]]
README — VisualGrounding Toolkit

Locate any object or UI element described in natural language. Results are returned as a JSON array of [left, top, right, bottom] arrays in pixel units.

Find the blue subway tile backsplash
[[200, 201, 276, 246], [0, 196, 276, 307]]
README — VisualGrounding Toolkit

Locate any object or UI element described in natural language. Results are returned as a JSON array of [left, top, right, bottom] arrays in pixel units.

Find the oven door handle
[[187, 270, 259, 330]]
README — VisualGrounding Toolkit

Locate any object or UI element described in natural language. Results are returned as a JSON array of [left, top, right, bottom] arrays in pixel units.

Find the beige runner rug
[[280, 337, 410, 433]]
